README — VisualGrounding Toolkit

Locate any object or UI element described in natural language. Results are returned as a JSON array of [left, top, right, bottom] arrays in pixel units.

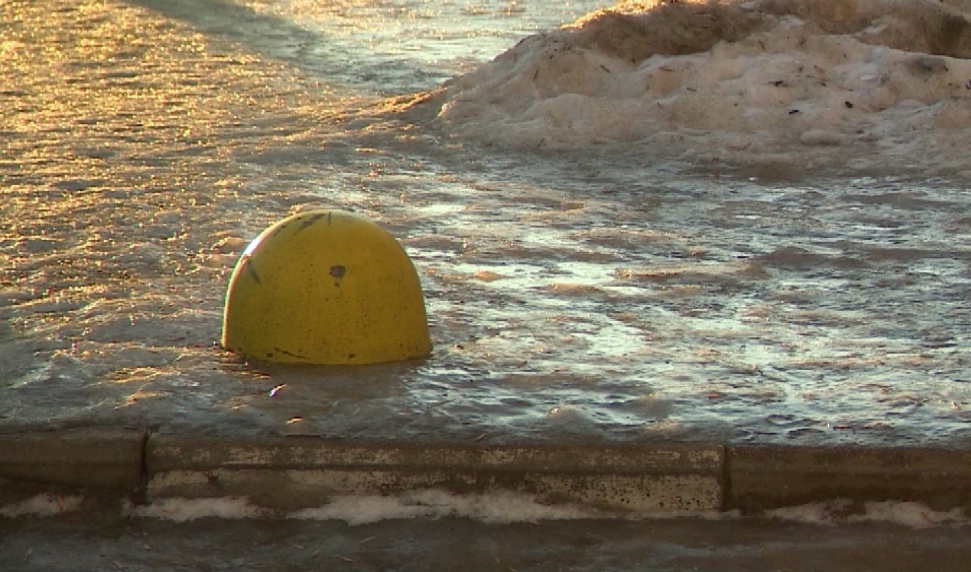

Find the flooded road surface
[[4, 509, 971, 571], [3, 0, 971, 447]]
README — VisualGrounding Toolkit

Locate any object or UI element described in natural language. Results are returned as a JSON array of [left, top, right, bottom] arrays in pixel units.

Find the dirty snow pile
[[432, 0, 971, 174]]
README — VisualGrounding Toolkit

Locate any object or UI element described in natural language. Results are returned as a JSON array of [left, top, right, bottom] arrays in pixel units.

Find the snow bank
[[119, 495, 969, 529], [122, 492, 608, 523], [766, 500, 969, 529], [432, 0, 971, 174], [0, 494, 84, 518], [290, 490, 607, 525]]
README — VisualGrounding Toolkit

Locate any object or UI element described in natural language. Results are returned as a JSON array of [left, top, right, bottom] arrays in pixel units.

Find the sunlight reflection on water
[[2, 0, 971, 446]]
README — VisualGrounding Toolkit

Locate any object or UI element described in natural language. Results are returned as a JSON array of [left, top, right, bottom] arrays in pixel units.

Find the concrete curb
[[727, 445, 971, 512], [145, 436, 723, 512], [0, 428, 145, 504], [3, 429, 971, 514]]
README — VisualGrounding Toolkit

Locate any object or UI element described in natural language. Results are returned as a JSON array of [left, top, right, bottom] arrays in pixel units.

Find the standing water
[[3, 0, 971, 446]]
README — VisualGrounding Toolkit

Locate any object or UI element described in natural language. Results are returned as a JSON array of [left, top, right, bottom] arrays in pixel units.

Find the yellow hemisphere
[[221, 210, 432, 364]]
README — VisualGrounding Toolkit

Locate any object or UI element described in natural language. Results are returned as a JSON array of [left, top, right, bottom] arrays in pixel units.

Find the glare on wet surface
[[2, 0, 971, 446]]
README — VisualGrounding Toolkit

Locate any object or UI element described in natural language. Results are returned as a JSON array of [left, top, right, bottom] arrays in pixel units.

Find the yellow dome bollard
[[221, 210, 432, 365]]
